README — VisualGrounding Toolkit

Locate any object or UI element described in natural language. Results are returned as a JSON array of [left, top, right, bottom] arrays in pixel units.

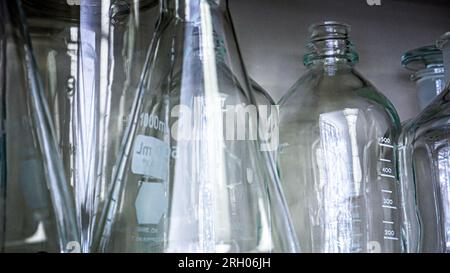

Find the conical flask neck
[[161, 0, 227, 21], [159, 0, 230, 63]]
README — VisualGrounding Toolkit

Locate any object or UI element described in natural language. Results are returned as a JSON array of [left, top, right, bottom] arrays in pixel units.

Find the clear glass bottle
[[277, 22, 402, 253], [401, 45, 445, 111], [94, 0, 298, 253], [0, 0, 79, 252], [399, 32, 450, 253]]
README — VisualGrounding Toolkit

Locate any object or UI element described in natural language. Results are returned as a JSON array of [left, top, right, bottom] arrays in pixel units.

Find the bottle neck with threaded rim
[[303, 21, 359, 69]]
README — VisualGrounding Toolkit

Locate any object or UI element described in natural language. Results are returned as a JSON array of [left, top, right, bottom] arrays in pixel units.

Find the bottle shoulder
[[278, 68, 401, 130], [280, 68, 376, 104]]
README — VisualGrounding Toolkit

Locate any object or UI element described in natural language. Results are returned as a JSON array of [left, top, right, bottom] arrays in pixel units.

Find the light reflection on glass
[[437, 146, 450, 251], [318, 109, 364, 253]]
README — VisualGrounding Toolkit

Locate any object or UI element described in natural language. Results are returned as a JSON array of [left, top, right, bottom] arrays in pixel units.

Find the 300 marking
[[383, 198, 394, 206]]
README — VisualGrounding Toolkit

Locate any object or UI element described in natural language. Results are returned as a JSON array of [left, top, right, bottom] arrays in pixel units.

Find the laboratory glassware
[[22, 0, 80, 207], [94, 0, 298, 253], [277, 22, 402, 253], [399, 32, 450, 253], [66, 0, 157, 252], [0, 0, 79, 252], [401, 45, 445, 111]]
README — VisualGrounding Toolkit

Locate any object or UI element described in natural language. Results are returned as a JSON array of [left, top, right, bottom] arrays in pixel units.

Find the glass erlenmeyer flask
[[65, 0, 158, 252], [0, 0, 79, 252], [277, 22, 402, 253], [401, 45, 445, 111], [399, 32, 450, 253], [94, 0, 298, 253]]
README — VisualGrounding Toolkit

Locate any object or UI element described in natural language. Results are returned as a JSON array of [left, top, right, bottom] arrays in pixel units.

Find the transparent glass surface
[[23, 0, 79, 193], [401, 45, 445, 111], [400, 33, 450, 253], [277, 22, 402, 253], [94, 0, 298, 253], [24, 0, 159, 252], [0, 0, 79, 252]]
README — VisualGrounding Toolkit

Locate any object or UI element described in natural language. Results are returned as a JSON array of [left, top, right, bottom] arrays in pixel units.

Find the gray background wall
[[229, 0, 450, 121]]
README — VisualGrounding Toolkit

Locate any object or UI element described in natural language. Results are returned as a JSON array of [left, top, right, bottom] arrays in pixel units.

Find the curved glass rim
[[308, 21, 351, 33], [411, 66, 445, 82], [304, 21, 358, 66], [436, 32, 450, 50], [401, 45, 443, 71], [308, 21, 351, 41]]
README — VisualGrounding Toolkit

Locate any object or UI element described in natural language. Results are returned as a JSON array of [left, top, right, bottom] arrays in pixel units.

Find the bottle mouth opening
[[304, 21, 358, 66], [308, 21, 351, 41]]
